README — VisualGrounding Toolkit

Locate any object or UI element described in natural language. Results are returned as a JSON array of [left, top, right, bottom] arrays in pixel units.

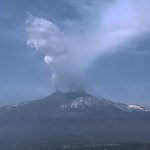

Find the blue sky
[[0, 0, 150, 106]]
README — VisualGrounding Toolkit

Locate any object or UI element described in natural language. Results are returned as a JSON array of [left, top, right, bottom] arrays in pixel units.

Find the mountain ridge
[[6, 91, 150, 113], [0, 91, 149, 124], [0, 91, 150, 148]]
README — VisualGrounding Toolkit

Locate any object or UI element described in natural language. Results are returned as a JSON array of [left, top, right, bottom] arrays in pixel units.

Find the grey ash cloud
[[26, 0, 150, 93]]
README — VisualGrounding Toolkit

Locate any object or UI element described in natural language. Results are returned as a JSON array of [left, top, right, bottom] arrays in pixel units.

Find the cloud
[[26, 16, 65, 57], [25, 0, 150, 91]]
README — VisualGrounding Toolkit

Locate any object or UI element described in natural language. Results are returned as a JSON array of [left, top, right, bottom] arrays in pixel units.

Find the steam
[[26, 0, 150, 91]]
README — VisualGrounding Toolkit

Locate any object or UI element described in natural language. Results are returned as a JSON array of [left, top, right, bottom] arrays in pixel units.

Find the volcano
[[0, 91, 150, 149]]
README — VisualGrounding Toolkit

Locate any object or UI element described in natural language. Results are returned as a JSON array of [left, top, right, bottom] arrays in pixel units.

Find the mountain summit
[[7, 91, 150, 112], [0, 91, 149, 123]]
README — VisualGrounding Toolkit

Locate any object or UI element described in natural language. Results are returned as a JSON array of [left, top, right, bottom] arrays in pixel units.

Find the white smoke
[[26, 0, 150, 91]]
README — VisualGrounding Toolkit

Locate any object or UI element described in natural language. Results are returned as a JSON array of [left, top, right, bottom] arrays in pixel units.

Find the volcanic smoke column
[[26, 16, 88, 91], [26, 0, 150, 91]]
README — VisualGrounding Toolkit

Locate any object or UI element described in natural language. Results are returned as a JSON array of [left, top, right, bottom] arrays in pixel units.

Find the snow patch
[[128, 104, 150, 112], [60, 95, 150, 112], [7, 101, 30, 110], [60, 96, 101, 110]]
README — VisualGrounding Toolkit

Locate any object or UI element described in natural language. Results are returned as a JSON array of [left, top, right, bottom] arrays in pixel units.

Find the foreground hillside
[[1, 143, 150, 150]]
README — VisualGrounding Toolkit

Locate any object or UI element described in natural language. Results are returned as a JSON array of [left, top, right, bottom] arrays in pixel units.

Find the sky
[[0, 0, 150, 106]]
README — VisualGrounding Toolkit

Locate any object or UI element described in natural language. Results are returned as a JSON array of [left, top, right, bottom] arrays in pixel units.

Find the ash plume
[[26, 0, 150, 91]]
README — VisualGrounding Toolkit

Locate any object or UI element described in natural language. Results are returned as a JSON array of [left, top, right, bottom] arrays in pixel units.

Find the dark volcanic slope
[[0, 91, 150, 149], [0, 91, 150, 123]]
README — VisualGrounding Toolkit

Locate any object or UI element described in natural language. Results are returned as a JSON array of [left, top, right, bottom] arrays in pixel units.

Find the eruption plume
[[26, 0, 150, 91]]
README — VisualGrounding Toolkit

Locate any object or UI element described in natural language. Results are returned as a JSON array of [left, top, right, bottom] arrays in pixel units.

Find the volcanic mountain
[[0, 91, 150, 149], [1, 91, 150, 122]]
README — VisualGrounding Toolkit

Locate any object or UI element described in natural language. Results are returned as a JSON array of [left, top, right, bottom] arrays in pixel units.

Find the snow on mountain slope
[[128, 104, 150, 112], [59, 94, 150, 112], [4, 91, 150, 113]]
